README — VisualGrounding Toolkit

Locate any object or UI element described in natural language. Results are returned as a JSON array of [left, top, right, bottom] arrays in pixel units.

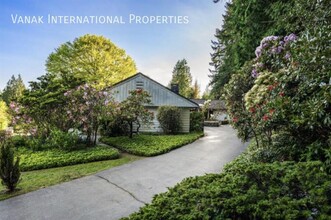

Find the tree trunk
[[137, 121, 141, 133], [129, 122, 133, 138], [93, 125, 98, 146], [86, 129, 92, 147]]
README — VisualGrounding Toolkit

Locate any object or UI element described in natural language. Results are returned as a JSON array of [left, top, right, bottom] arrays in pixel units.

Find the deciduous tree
[[0, 101, 10, 130], [46, 34, 137, 90], [64, 84, 115, 146], [119, 89, 153, 138]]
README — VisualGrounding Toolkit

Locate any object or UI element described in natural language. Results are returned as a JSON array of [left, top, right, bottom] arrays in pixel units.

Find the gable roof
[[190, 99, 227, 110], [110, 72, 199, 108]]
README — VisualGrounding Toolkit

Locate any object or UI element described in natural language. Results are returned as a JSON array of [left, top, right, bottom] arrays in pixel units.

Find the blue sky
[[0, 0, 226, 93]]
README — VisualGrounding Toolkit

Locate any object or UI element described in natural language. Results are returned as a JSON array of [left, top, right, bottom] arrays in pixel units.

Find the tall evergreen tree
[[169, 59, 193, 98], [1, 74, 25, 105], [209, 0, 286, 97]]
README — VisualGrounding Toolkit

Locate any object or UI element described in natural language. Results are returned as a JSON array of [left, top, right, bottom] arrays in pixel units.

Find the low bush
[[9, 135, 28, 149], [45, 128, 79, 151], [26, 129, 80, 151], [100, 118, 128, 137], [190, 112, 204, 132], [125, 158, 331, 220], [157, 106, 181, 134], [17, 146, 120, 171], [0, 141, 20, 192], [100, 133, 203, 156]]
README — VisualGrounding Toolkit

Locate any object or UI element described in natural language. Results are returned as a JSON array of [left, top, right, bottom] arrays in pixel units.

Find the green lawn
[[0, 154, 141, 201], [100, 132, 204, 156], [17, 145, 120, 171]]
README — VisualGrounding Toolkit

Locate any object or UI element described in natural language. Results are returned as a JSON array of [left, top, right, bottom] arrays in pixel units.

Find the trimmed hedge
[[17, 146, 120, 171], [124, 157, 331, 219], [100, 133, 203, 156]]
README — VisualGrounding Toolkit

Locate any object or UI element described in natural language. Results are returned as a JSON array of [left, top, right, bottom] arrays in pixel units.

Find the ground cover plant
[[100, 132, 203, 156], [0, 154, 141, 201], [16, 145, 120, 171]]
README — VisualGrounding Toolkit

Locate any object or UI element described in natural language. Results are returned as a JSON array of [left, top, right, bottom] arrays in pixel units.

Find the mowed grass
[[100, 132, 204, 156], [0, 154, 141, 201]]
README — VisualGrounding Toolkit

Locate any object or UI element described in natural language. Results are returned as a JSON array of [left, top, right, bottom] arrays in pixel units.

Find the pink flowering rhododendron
[[64, 83, 115, 145]]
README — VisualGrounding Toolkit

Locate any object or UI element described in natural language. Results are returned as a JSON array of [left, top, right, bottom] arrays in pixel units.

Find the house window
[[136, 81, 144, 90]]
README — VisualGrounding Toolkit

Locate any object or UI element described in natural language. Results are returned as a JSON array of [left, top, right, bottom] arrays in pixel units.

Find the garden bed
[[17, 146, 120, 171], [100, 132, 203, 156]]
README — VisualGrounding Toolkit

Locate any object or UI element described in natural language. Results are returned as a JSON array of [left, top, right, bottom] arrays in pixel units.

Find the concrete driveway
[[0, 126, 247, 220]]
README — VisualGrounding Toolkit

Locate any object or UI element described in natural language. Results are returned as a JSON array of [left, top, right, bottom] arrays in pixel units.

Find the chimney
[[171, 84, 179, 94]]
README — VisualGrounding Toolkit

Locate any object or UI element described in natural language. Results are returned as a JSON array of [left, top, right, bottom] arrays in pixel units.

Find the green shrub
[[17, 146, 120, 171], [248, 135, 331, 173], [100, 133, 203, 156], [45, 128, 79, 151], [125, 159, 331, 220], [24, 129, 80, 151], [190, 112, 204, 132], [100, 118, 128, 137], [157, 106, 181, 134], [9, 135, 28, 149], [0, 141, 20, 192], [26, 137, 45, 151], [225, 30, 331, 166]]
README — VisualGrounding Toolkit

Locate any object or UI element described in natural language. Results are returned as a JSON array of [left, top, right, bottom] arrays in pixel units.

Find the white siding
[[180, 108, 190, 133], [137, 107, 162, 133]]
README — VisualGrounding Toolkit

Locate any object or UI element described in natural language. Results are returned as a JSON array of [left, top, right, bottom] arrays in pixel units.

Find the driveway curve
[[0, 126, 247, 220]]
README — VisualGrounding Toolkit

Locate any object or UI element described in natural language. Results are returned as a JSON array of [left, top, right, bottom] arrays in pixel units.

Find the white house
[[110, 72, 199, 133]]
